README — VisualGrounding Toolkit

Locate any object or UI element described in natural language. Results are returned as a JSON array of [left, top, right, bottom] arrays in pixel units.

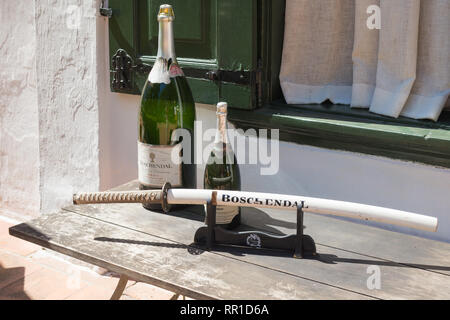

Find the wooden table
[[9, 181, 450, 300]]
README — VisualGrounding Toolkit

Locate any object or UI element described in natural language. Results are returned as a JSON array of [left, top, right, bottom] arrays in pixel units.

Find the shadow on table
[[95, 208, 450, 275], [241, 207, 297, 234], [94, 237, 204, 256], [238, 209, 450, 273], [316, 253, 450, 273], [94, 236, 450, 273], [93, 207, 306, 259], [167, 205, 205, 222], [167, 206, 300, 233]]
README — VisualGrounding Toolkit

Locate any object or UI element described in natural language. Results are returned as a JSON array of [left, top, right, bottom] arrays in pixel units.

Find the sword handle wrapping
[[72, 190, 162, 205]]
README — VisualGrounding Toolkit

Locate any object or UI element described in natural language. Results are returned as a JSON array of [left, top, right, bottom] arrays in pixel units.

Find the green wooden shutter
[[108, 0, 261, 109]]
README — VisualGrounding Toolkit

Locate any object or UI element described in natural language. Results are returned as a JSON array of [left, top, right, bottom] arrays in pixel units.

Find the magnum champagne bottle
[[204, 102, 241, 229], [138, 4, 196, 211]]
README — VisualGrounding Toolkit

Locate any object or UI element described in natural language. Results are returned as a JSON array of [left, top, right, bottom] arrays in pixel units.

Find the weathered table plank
[[242, 207, 450, 276], [11, 180, 450, 299], [107, 180, 450, 277], [9, 210, 369, 300], [63, 201, 450, 299]]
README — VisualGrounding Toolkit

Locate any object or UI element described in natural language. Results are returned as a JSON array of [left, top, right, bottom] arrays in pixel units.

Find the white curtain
[[280, 0, 450, 121]]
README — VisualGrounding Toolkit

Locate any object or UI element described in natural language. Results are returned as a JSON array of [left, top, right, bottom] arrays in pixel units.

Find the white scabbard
[[73, 187, 438, 233], [167, 189, 438, 232]]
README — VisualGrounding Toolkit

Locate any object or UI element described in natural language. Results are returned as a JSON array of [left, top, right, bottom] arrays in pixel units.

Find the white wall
[[35, 0, 100, 213], [1, 0, 101, 217], [0, 1, 40, 219], [97, 15, 140, 191]]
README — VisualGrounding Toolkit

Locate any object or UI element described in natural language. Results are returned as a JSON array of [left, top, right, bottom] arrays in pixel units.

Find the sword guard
[[161, 182, 172, 213]]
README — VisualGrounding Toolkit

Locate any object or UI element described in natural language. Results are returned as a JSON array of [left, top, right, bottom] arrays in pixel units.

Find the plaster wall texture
[[1, 0, 102, 217], [0, 1, 40, 218], [35, 0, 100, 213]]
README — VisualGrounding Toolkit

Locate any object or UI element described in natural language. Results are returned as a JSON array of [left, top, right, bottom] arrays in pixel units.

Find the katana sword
[[73, 183, 438, 233]]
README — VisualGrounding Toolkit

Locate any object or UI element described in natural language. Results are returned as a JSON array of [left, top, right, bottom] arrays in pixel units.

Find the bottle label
[[216, 206, 239, 224], [138, 141, 182, 187]]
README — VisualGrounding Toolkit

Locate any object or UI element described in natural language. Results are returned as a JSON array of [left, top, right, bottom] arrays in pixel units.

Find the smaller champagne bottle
[[204, 102, 241, 229]]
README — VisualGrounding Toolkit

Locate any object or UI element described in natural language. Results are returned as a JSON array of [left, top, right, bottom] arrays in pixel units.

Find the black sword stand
[[194, 192, 317, 258]]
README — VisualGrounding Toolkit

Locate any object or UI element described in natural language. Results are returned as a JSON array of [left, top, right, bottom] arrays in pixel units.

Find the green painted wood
[[228, 103, 450, 168], [108, 0, 266, 109], [109, 0, 136, 56], [109, 0, 139, 93], [217, 0, 257, 72], [245, 0, 286, 108], [220, 83, 254, 110], [268, 0, 285, 101], [138, 0, 216, 60], [186, 78, 218, 105]]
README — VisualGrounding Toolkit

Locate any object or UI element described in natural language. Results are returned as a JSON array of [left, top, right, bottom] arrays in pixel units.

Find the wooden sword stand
[[194, 192, 317, 258]]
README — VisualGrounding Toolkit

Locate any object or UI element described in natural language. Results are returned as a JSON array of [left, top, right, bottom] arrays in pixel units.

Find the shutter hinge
[[100, 0, 112, 18], [110, 49, 152, 91], [111, 49, 134, 91], [182, 68, 256, 86]]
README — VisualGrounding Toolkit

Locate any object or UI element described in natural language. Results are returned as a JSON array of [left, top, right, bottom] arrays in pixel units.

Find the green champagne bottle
[[138, 4, 196, 211], [204, 102, 241, 229]]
